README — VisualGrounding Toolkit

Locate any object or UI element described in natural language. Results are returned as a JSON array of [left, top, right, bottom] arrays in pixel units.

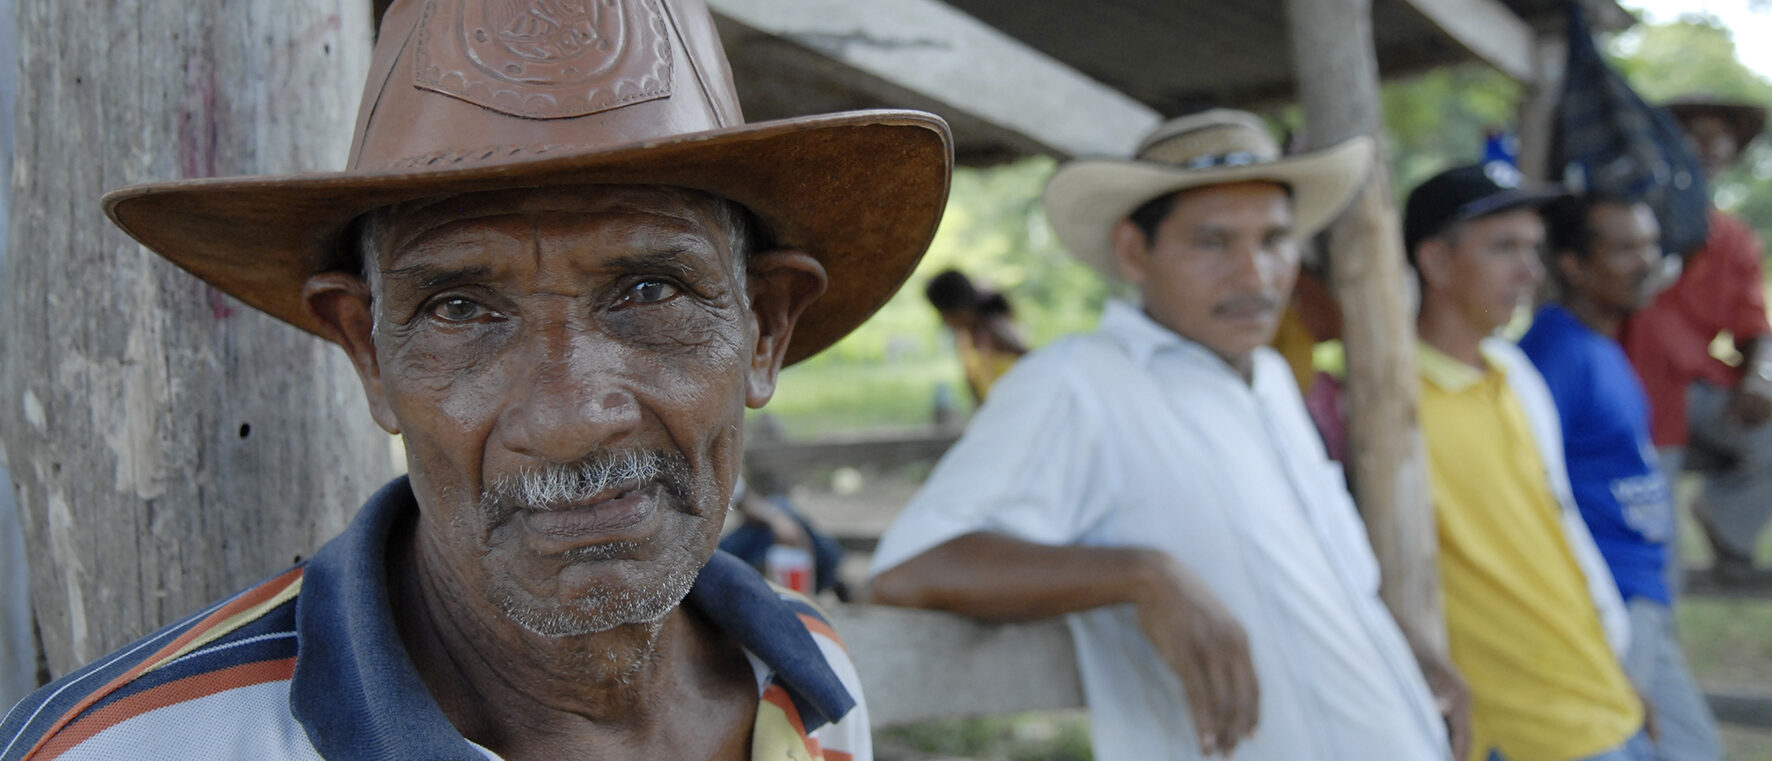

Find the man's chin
[[490, 558, 702, 639]]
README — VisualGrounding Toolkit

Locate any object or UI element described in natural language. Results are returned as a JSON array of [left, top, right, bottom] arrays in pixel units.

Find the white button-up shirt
[[872, 301, 1447, 761]]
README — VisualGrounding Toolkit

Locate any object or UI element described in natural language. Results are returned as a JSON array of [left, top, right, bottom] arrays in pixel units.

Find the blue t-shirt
[[1520, 305, 1674, 604]]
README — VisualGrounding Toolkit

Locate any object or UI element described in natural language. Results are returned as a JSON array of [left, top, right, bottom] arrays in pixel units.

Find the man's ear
[[1111, 218, 1150, 286], [744, 250, 829, 408], [1554, 249, 1585, 290], [1415, 238, 1453, 292], [303, 272, 400, 434]]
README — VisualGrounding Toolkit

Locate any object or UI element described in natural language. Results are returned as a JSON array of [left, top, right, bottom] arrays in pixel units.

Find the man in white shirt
[[870, 110, 1462, 761]]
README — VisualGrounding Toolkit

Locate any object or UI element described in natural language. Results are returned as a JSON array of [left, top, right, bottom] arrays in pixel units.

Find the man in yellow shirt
[[1406, 163, 1649, 761]]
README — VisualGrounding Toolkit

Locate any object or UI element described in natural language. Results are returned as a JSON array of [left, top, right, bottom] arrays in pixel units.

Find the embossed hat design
[[102, 0, 953, 364]]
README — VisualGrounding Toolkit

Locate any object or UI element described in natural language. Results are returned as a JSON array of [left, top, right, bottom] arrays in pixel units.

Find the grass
[[750, 354, 974, 438]]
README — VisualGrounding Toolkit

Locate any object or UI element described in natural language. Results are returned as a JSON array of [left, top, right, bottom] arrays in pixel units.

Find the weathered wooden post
[[1516, 33, 1569, 183], [0, 1, 390, 675], [1284, 0, 1446, 650]]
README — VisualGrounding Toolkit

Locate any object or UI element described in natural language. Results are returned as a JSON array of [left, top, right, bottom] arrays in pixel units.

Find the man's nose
[[501, 325, 642, 464], [1518, 247, 1544, 284], [1231, 245, 1274, 288]]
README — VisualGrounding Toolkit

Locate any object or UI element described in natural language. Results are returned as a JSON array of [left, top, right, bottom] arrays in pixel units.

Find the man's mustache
[[481, 450, 695, 519], [1212, 294, 1280, 317]]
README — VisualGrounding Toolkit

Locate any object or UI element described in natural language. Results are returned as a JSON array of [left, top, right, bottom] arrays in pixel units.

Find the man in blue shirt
[[1520, 195, 1721, 761]]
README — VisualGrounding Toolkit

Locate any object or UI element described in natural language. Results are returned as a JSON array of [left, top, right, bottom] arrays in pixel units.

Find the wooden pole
[[1516, 33, 1569, 183], [0, 0, 390, 676], [1284, 0, 1446, 651]]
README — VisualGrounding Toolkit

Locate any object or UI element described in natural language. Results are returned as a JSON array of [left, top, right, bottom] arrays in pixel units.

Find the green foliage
[[1611, 14, 1772, 103], [755, 158, 1112, 436], [1609, 14, 1772, 234], [1380, 65, 1523, 195]]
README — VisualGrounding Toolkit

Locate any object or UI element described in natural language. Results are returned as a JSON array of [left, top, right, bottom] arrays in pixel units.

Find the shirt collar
[[1098, 299, 1237, 373], [1417, 340, 1505, 393], [1532, 303, 1586, 336], [289, 477, 853, 760]]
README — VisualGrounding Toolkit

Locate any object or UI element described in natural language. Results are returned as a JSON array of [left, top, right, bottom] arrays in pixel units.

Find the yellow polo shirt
[[1417, 344, 1641, 761]]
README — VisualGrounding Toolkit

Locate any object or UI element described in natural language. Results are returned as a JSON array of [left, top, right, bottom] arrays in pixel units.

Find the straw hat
[[1663, 95, 1767, 153], [1044, 109, 1372, 281], [101, 0, 952, 365]]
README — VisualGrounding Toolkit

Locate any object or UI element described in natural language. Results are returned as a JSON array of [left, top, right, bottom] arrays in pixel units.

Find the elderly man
[[1522, 194, 1720, 761], [1623, 98, 1772, 584], [0, 1, 950, 759], [870, 109, 1458, 761], [1406, 164, 1647, 761]]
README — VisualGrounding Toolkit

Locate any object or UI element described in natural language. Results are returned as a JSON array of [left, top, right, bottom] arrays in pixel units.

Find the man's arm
[[870, 531, 1259, 756], [1391, 619, 1471, 761]]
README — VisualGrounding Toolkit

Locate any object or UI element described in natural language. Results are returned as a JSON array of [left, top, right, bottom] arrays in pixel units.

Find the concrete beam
[[828, 605, 1083, 726], [1401, 0, 1536, 82], [708, 0, 1159, 160]]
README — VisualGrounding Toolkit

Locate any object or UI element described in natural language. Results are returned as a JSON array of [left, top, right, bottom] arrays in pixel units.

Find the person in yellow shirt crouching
[[1406, 163, 1650, 761]]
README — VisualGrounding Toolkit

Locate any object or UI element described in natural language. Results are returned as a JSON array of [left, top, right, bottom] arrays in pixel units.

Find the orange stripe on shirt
[[20, 567, 305, 761], [823, 750, 853, 761], [34, 657, 297, 761], [796, 614, 846, 653], [760, 683, 809, 737]]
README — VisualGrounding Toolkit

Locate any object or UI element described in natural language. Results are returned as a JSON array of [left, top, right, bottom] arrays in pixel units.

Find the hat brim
[[1665, 100, 1767, 150], [1454, 186, 1566, 224], [1043, 136, 1375, 281], [103, 109, 952, 366]]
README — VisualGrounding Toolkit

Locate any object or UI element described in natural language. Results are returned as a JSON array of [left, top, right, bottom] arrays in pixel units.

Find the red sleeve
[[1720, 213, 1772, 340]]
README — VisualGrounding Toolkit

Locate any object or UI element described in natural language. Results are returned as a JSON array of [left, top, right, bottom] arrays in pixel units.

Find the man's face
[[309, 185, 822, 638], [1683, 113, 1741, 180], [1565, 201, 1664, 314], [1419, 208, 1544, 335], [1112, 182, 1298, 368]]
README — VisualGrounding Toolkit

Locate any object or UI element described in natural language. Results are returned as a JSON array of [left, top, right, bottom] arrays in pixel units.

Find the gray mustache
[[481, 450, 694, 516]]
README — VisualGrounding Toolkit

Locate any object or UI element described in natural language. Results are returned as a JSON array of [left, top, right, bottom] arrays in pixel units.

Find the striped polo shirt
[[0, 478, 869, 761]]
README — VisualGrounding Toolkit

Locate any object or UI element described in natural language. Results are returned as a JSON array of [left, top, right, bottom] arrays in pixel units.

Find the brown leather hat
[[101, 0, 953, 365]]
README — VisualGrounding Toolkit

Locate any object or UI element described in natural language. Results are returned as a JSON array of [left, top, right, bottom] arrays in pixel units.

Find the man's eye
[[430, 297, 488, 323], [627, 280, 679, 305]]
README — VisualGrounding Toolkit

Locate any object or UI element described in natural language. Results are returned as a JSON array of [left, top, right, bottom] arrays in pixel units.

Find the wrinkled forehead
[[376, 184, 728, 260]]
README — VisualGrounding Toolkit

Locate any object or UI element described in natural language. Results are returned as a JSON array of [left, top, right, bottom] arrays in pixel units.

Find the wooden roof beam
[[1400, 0, 1536, 82], [707, 0, 1160, 159]]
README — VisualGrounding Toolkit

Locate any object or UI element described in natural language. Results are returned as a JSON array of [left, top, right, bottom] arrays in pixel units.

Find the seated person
[[871, 110, 1461, 761], [1624, 97, 1772, 584], [721, 472, 849, 599]]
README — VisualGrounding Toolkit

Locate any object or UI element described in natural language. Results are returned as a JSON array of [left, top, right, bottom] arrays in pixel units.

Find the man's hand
[[733, 489, 810, 549], [1727, 381, 1772, 428], [1730, 338, 1772, 428], [1129, 551, 1259, 756], [1411, 642, 1471, 761], [1633, 682, 1660, 743]]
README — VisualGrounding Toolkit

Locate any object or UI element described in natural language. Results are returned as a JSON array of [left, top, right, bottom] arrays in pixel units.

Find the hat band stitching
[[384, 143, 587, 169], [1137, 127, 1279, 168], [1179, 151, 1263, 171]]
